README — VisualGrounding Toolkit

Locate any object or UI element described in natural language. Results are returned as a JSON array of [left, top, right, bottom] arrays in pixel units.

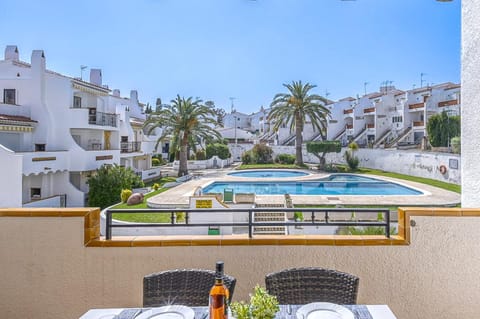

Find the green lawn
[[111, 176, 175, 223], [353, 167, 461, 194]]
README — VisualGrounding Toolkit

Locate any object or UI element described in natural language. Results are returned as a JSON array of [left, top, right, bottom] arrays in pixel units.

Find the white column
[[462, 0, 480, 207]]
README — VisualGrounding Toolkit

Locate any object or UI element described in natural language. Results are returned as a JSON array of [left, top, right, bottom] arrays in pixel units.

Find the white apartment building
[[222, 83, 460, 149], [0, 46, 161, 208]]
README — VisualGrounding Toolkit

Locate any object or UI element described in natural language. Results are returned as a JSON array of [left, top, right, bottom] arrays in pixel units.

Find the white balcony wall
[[69, 144, 119, 171], [21, 150, 69, 176], [0, 145, 22, 207]]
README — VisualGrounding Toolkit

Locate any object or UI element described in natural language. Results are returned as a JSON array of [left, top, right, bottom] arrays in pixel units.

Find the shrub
[[195, 149, 206, 160], [152, 158, 161, 166], [427, 111, 460, 147], [206, 143, 231, 159], [152, 183, 160, 191], [251, 144, 273, 164], [345, 150, 359, 170], [241, 150, 253, 164], [87, 164, 144, 209], [275, 153, 295, 165], [451, 136, 460, 154], [121, 189, 132, 203]]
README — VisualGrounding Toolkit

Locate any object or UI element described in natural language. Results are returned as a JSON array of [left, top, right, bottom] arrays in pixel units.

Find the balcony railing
[[413, 121, 424, 127], [88, 111, 118, 127], [120, 142, 141, 153], [364, 107, 375, 114], [438, 99, 458, 107], [346, 124, 353, 129], [367, 123, 375, 129], [105, 208, 391, 240], [343, 109, 353, 114], [408, 103, 424, 110]]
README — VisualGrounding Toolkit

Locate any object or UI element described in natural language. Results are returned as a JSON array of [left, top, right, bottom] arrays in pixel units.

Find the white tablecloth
[[80, 305, 397, 319]]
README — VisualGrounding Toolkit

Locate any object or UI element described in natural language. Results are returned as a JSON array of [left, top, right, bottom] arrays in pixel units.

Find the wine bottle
[[209, 261, 230, 319]]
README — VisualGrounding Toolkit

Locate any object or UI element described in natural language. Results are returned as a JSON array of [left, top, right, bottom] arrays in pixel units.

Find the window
[[31, 188, 41, 200], [392, 116, 403, 123], [73, 96, 82, 108], [3, 89, 16, 104], [35, 144, 46, 152]]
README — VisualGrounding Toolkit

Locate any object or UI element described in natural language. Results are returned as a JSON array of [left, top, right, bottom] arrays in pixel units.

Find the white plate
[[296, 302, 354, 319], [136, 305, 195, 319]]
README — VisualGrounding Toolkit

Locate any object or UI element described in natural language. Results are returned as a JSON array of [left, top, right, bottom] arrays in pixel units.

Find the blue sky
[[0, 0, 460, 113]]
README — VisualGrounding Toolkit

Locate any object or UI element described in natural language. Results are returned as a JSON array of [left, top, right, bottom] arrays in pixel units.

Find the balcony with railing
[[413, 121, 424, 127], [343, 108, 354, 116], [438, 99, 459, 107], [363, 107, 376, 114], [0, 207, 479, 319], [366, 123, 375, 129], [120, 141, 141, 153], [408, 102, 424, 110], [69, 108, 119, 129]]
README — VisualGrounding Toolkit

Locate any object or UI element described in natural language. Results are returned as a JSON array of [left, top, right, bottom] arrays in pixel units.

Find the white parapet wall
[[229, 143, 460, 184]]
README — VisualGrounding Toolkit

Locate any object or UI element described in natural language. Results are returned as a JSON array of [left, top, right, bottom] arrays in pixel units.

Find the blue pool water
[[203, 174, 422, 195], [228, 170, 308, 178]]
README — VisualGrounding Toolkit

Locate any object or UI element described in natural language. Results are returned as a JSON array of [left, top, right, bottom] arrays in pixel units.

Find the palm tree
[[144, 95, 221, 177], [269, 80, 331, 165]]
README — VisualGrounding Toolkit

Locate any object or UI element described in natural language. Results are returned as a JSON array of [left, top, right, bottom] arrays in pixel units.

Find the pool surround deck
[[147, 168, 460, 208]]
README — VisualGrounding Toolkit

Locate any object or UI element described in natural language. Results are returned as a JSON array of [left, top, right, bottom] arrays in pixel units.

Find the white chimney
[[5, 45, 19, 61], [113, 89, 120, 97], [130, 90, 138, 102], [31, 50, 46, 71], [90, 69, 102, 86]]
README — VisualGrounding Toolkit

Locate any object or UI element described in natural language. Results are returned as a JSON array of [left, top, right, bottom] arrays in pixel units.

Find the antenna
[[325, 89, 330, 99], [363, 82, 369, 96], [420, 73, 427, 88], [229, 97, 236, 113], [80, 65, 87, 80]]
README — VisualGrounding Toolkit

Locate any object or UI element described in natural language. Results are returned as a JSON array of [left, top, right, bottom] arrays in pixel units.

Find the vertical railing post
[[385, 209, 391, 238], [185, 212, 189, 225], [106, 210, 112, 240], [171, 211, 176, 224], [248, 209, 253, 238]]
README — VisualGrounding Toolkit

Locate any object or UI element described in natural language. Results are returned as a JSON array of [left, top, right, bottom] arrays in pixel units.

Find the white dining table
[[80, 305, 397, 319]]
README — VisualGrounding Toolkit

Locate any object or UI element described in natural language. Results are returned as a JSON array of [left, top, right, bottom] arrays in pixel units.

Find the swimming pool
[[203, 174, 423, 195], [228, 170, 309, 178]]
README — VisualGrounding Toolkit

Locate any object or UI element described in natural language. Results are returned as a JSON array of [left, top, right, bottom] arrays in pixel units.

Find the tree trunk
[[295, 116, 304, 165], [178, 142, 189, 177]]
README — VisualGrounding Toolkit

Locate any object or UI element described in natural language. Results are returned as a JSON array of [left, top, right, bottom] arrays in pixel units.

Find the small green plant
[[121, 189, 132, 203], [231, 285, 279, 319], [152, 158, 161, 166], [152, 183, 160, 191], [175, 212, 186, 222], [294, 211, 304, 221]]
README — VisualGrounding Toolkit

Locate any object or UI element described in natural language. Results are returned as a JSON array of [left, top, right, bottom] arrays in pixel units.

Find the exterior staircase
[[253, 203, 287, 235], [281, 134, 296, 145], [373, 130, 392, 148], [385, 127, 412, 148]]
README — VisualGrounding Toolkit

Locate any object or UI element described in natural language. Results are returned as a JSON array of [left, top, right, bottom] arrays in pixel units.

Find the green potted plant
[[230, 285, 279, 319]]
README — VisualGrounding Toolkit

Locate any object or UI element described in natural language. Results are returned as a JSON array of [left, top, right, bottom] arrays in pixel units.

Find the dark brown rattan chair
[[265, 267, 359, 305], [143, 269, 236, 307]]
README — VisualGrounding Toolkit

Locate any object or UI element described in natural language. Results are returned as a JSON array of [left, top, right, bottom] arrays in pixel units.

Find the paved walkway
[[148, 167, 460, 208]]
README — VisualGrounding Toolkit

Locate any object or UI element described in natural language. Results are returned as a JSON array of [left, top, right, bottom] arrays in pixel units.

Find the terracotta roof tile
[[0, 114, 37, 123]]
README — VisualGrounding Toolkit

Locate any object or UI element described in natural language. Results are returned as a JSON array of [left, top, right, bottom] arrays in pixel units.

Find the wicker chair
[[143, 269, 236, 307], [265, 267, 359, 305]]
